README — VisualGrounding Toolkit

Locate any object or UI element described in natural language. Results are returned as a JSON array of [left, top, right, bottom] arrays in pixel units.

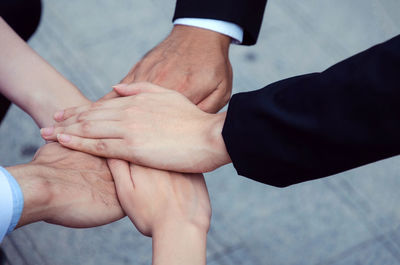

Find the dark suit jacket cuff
[[222, 92, 298, 187]]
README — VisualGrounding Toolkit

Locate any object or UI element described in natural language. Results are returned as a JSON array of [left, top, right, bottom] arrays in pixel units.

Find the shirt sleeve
[[0, 167, 24, 241], [174, 18, 244, 44], [173, 0, 267, 45], [0, 168, 13, 242]]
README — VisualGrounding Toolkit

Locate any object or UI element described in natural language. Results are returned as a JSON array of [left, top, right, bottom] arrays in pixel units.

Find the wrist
[[152, 220, 207, 265], [153, 218, 208, 238], [6, 164, 53, 228], [26, 74, 90, 128], [32, 91, 90, 128], [170, 25, 231, 52], [207, 112, 231, 167]]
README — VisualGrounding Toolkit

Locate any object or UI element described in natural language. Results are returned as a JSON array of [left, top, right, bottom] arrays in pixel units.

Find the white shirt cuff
[[174, 18, 243, 44], [0, 168, 13, 242]]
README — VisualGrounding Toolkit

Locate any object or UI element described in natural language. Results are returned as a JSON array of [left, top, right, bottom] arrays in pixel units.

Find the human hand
[[120, 25, 232, 113], [7, 143, 124, 228], [110, 161, 211, 236], [41, 83, 231, 173], [108, 160, 210, 265], [97, 89, 210, 264]]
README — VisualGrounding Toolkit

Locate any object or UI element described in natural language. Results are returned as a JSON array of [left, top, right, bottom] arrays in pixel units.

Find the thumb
[[108, 158, 135, 191], [112, 82, 167, 96]]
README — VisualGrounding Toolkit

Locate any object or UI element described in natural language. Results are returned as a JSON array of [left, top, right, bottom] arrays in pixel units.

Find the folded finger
[[197, 86, 230, 114]]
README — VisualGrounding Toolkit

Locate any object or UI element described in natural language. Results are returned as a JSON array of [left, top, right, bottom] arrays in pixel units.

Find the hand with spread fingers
[[41, 82, 231, 173]]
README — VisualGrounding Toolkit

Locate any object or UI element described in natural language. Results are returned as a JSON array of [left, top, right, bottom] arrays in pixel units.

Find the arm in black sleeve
[[222, 34, 400, 187], [173, 0, 268, 45]]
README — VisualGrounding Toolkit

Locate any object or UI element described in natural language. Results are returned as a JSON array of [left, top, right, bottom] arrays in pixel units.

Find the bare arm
[[0, 18, 209, 263], [152, 221, 207, 265], [0, 17, 89, 127]]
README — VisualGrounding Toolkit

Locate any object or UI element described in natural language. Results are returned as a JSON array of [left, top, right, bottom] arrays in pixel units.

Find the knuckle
[[80, 121, 92, 134], [56, 127, 65, 135], [95, 140, 108, 153], [223, 94, 231, 105], [63, 109, 75, 119], [76, 112, 88, 122]]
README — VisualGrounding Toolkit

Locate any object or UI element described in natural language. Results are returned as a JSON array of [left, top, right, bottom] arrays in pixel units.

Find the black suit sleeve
[[173, 0, 268, 45], [222, 35, 400, 187]]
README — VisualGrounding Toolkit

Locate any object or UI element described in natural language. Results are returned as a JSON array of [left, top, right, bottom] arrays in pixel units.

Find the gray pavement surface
[[1, 0, 400, 264]]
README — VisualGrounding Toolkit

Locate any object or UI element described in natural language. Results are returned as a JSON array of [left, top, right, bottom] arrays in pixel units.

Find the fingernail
[[40, 127, 54, 136], [57, 134, 71, 143], [54, 110, 64, 121], [112, 83, 128, 90]]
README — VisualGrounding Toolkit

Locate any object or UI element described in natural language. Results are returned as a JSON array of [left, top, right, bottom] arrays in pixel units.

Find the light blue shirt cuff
[[0, 167, 24, 234]]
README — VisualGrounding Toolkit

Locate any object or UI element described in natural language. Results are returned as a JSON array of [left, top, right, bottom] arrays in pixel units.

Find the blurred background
[[1, 0, 400, 264]]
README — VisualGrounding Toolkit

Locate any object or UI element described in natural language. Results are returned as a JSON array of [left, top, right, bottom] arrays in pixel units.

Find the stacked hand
[[3, 17, 230, 265], [111, 162, 211, 236], [109, 160, 211, 264], [37, 25, 229, 243], [41, 83, 231, 173], [82, 25, 231, 233], [10, 143, 211, 241], [31, 24, 231, 265], [7, 143, 124, 228], [120, 25, 232, 113]]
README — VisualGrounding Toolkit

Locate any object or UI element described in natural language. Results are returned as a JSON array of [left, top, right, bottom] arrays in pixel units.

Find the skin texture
[[120, 25, 232, 114], [97, 84, 211, 265], [100, 25, 230, 263], [6, 143, 124, 228], [42, 83, 231, 173], [97, 26, 232, 263], [0, 18, 122, 228], [1, 17, 210, 264], [99, 26, 228, 264], [110, 162, 211, 236], [109, 160, 211, 265], [0, 17, 89, 128], [7, 144, 211, 265], [94, 85, 212, 265]]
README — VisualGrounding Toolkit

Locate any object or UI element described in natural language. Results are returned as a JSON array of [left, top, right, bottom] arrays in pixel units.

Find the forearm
[[222, 34, 400, 187], [152, 221, 207, 265], [0, 17, 89, 127]]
